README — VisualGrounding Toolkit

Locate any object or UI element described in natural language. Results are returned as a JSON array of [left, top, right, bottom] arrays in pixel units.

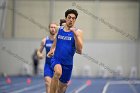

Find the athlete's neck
[[64, 25, 74, 32], [49, 35, 55, 40]]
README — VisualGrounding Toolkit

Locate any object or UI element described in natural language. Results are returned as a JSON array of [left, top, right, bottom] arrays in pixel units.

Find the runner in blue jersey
[[37, 23, 57, 93], [47, 9, 83, 93]]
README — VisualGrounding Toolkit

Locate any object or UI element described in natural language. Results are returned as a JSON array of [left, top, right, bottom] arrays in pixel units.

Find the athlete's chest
[[45, 40, 53, 48], [57, 32, 74, 41]]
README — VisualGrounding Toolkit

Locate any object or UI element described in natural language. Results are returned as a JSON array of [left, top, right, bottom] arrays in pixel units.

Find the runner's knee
[[58, 85, 67, 93], [45, 80, 50, 87], [44, 78, 51, 87], [54, 70, 62, 79]]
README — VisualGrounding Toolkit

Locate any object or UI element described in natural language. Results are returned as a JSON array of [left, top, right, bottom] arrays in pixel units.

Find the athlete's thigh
[[51, 58, 62, 75], [44, 63, 53, 77], [53, 64, 62, 77], [60, 64, 73, 83]]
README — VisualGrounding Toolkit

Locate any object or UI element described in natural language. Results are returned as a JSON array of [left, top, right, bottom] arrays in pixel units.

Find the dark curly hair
[[65, 9, 78, 19], [60, 19, 66, 26]]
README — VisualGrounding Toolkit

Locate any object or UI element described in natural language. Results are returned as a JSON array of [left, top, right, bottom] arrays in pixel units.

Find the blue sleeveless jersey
[[54, 26, 76, 65], [44, 36, 53, 64]]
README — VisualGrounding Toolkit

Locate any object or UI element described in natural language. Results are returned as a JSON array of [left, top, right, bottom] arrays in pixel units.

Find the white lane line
[[10, 83, 43, 93], [69, 80, 92, 93], [74, 84, 89, 93], [0, 82, 25, 89], [102, 80, 140, 93]]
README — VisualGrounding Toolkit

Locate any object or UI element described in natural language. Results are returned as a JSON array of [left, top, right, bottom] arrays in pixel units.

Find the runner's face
[[66, 14, 76, 28], [49, 24, 57, 35]]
